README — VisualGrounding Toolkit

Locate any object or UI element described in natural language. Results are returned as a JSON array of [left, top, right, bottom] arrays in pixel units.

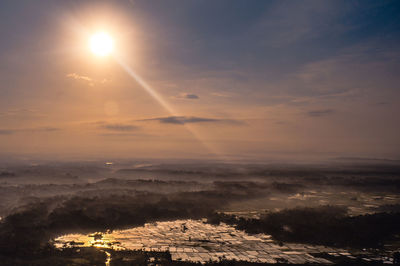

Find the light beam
[[113, 54, 227, 161]]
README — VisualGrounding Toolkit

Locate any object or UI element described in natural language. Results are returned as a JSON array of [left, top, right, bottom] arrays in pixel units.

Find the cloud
[[211, 92, 233, 98], [0, 108, 46, 119], [37, 127, 60, 132], [307, 109, 335, 117], [0, 129, 15, 135], [66, 73, 110, 87], [66, 73, 93, 86], [140, 116, 241, 125], [174, 93, 199, 100], [100, 123, 138, 132], [376, 101, 389, 106], [0, 127, 61, 135], [184, 94, 199, 99]]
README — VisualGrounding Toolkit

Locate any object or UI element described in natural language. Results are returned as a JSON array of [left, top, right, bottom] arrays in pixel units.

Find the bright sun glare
[[90, 32, 114, 56]]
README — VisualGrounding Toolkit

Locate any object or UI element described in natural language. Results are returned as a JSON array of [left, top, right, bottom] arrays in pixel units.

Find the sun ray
[[113, 54, 228, 161]]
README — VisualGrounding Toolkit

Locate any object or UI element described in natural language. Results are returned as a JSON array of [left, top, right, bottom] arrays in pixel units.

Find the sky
[[0, 0, 399, 161]]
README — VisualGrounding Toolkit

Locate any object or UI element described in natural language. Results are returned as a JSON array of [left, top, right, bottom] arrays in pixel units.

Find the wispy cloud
[[100, 123, 139, 132], [39, 127, 60, 132], [0, 129, 15, 135], [307, 109, 335, 117], [0, 127, 61, 135], [376, 101, 390, 106], [140, 116, 242, 125], [174, 93, 199, 100], [66, 73, 109, 87], [24, 127, 61, 132], [0, 108, 46, 119], [66, 73, 93, 86], [210, 92, 234, 98]]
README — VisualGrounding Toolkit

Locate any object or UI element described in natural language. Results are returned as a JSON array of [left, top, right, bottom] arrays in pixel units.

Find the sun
[[90, 32, 114, 57]]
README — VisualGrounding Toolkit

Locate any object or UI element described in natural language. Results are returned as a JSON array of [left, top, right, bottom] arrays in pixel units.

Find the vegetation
[[209, 206, 400, 248]]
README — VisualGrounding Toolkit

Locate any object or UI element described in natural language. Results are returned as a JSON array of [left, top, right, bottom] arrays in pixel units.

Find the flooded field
[[53, 219, 395, 264]]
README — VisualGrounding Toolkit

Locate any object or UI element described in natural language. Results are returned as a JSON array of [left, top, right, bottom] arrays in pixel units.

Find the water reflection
[[54, 219, 342, 264], [104, 251, 111, 266]]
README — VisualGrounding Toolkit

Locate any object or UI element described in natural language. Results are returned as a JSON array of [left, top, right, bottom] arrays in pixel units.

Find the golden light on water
[[90, 32, 114, 56]]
